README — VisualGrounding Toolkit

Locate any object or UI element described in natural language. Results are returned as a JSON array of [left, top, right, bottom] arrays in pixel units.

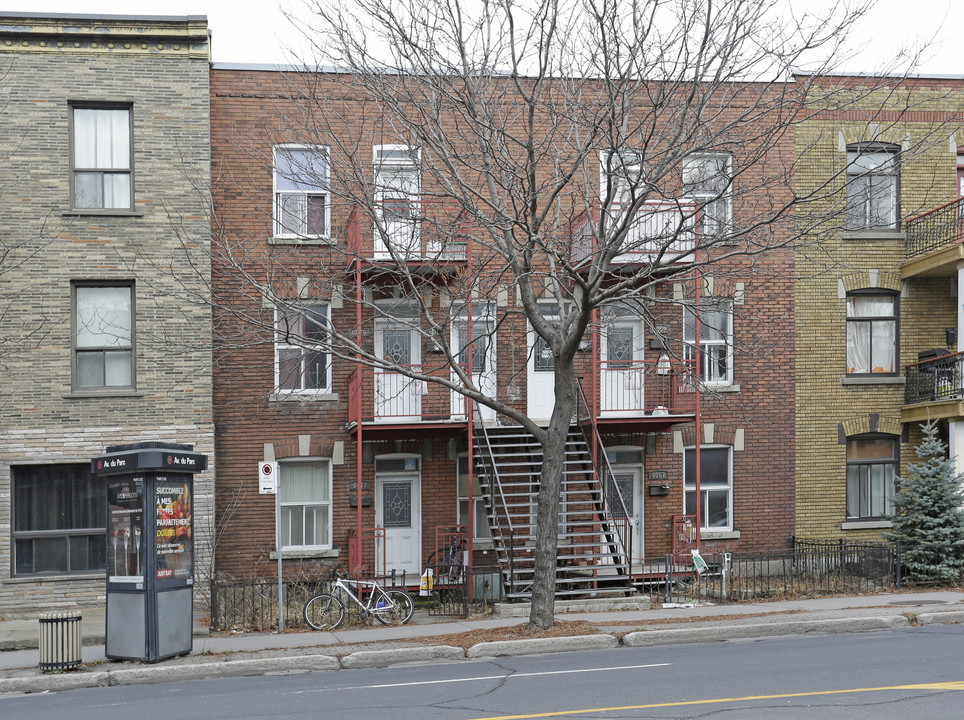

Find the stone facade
[[0, 15, 214, 615]]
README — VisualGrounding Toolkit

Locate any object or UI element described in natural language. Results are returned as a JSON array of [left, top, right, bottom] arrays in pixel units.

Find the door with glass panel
[[527, 305, 562, 423], [601, 318, 645, 417], [612, 467, 643, 562], [374, 146, 420, 258], [374, 321, 422, 421], [375, 464, 421, 577], [452, 308, 496, 421]]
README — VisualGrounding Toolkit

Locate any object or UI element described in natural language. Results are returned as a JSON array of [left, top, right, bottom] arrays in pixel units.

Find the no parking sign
[[259, 461, 278, 494]]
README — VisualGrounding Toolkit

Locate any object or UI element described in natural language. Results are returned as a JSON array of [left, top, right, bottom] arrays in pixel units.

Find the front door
[[612, 467, 643, 562], [452, 315, 496, 421], [527, 320, 557, 423], [374, 322, 422, 421], [375, 472, 421, 577], [601, 318, 645, 416]]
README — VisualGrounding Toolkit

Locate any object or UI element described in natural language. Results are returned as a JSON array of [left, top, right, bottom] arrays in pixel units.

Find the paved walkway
[[3, 589, 964, 693]]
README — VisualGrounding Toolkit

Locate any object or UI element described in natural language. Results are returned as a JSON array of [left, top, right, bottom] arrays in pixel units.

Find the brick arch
[[840, 271, 902, 293], [838, 414, 902, 440]]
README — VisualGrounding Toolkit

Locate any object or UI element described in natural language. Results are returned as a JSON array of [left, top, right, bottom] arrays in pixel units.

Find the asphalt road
[[4, 625, 964, 719]]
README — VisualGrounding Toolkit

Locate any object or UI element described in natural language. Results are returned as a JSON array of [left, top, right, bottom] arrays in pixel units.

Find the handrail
[[471, 403, 515, 540]]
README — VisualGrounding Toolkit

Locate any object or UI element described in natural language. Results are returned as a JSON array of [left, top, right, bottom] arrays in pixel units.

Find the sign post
[[258, 462, 283, 632]]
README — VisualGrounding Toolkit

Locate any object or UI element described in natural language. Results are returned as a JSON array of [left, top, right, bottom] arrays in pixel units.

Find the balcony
[[571, 200, 697, 270], [347, 365, 470, 436], [902, 197, 964, 277], [586, 359, 697, 430], [345, 203, 470, 271], [903, 351, 964, 423]]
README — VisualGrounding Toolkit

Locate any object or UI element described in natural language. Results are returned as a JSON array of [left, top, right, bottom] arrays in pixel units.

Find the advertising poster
[[155, 476, 193, 581], [107, 476, 145, 584]]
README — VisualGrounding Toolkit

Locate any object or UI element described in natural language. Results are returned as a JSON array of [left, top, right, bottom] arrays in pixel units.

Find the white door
[[374, 146, 420, 258], [375, 473, 421, 577], [374, 323, 422, 422], [527, 322, 556, 422], [601, 319, 645, 416], [452, 317, 496, 421], [612, 467, 643, 562]]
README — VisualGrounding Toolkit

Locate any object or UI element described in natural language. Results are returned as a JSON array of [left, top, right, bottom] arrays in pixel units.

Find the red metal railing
[[595, 358, 697, 416], [346, 201, 471, 262]]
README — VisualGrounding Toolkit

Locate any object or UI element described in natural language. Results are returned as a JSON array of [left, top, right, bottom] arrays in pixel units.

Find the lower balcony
[[903, 351, 964, 423]]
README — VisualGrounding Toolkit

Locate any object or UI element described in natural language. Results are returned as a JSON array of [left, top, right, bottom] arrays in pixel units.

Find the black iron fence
[[905, 352, 964, 404], [905, 196, 964, 258], [426, 563, 503, 618]]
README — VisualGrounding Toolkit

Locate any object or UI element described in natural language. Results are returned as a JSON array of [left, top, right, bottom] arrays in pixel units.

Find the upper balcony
[[587, 358, 697, 431], [902, 197, 964, 278], [345, 203, 470, 277], [903, 350, 964, 423], [571, 200, 697, 272]]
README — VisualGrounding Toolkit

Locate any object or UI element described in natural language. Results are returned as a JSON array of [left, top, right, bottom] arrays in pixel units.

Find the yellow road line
[[469, 681, 964, 720]]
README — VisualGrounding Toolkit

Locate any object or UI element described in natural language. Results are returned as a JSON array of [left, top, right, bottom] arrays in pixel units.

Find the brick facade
[[0, 15, 214, 615]]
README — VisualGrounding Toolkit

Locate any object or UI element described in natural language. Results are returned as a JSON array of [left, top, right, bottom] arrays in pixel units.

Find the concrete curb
[[466, 633, 618, 659], [917, 610, 964, 625], [622, 615, 908, 646], [341, 646, 465, 668], [108, 655, 340, 685], [0, 671, 110, 694]]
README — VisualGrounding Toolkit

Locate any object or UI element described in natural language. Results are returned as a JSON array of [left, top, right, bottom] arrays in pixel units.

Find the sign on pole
[[259, 461, 278, 494]]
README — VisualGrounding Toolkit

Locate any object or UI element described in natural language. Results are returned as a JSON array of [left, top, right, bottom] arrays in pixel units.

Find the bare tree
[[200, 0, 958, 628]]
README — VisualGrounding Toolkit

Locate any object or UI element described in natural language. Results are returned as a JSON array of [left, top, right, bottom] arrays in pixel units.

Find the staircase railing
[[471, 403, 516, 584], [575, 376, 633, 571]]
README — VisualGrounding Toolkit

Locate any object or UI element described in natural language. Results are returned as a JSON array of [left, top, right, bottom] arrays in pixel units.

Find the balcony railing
[[346, 203, 470, 263], [905, 351, 964, 405], [596, 358, 697, 417], [905, 197, 964, 258], [571, 200, 697, 268], [348, 365, 471, 425]]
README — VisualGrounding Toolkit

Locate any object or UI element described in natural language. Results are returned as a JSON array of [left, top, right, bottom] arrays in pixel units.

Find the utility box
[[92, 442, 207, 663]]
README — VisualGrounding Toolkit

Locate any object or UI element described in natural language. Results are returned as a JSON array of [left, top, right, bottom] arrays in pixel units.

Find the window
[[846, 293, 897, 375], [846, 436, 897, 519], [682, 154, 732, 234], [274, 145, 329, 238], [280, 460, 332, 549], [846, 144, 898, 230], [71, 106, 132, 210], [13, 464, 106, 576], [601, 150, 644, 204], [458, 455, 492, 542], [684, 446, 732, 531], [374, 145, 420, 252], [684, 300, 733, 384], [275, 304, 330, 392], [73, 283, 134, 389]]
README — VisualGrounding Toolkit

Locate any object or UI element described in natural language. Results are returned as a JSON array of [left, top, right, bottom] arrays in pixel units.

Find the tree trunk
[[528, 357, 577, 630]]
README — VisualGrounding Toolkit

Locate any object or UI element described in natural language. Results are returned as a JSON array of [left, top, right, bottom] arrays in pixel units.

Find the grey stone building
[[0, 14, 214, 615]]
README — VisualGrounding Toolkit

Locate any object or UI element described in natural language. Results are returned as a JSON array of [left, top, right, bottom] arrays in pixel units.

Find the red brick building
[[209, 66, 796, 599]]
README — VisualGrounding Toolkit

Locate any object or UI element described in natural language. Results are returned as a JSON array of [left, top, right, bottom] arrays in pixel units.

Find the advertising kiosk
[[92, 442, 207, 662]]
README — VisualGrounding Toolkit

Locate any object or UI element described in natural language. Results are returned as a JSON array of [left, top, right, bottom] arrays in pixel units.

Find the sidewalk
[[3, 590, 964, 694]]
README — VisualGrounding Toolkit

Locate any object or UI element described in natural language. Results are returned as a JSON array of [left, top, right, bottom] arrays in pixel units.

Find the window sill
[[841, 519, 892, 530], [704, 384, 740, 393], [269, 548, 340, 560], [841, 229, 904, 241], [64, 390, 144, 399], [4, 573, 105, 584], [269, 236, 335, 246], [269, 392, 340, 403], [701, 530, 740, 540], [841, 375, 905, 386], [62, 210, 144, 218]]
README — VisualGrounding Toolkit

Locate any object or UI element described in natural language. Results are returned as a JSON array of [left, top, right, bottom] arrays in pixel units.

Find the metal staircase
[[472, 405, 634, 600]]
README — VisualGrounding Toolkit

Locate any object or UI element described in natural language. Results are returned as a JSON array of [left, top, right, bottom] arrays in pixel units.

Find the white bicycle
[[303, 568, 414, 630]]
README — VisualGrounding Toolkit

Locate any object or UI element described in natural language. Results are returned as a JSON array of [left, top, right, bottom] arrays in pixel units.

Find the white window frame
[[845, 292, 898, 376], [279, 459, 333, 550], [457, 454, 492, 543], [70, 105, 133, 211], [846, 144, 898, 231], [682, 153, 732, 235], [274, 303, 331, 393], [600, 149, 644, 205], [846, 436, 897, 520], [72, 282, 135, 390], [373, 144, 421, 252], [684, 299, 734, 385], [273, 144, 330, 239], [684, 445, 733, 532]]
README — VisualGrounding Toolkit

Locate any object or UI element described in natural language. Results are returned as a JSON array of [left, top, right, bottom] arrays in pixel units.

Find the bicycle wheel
[[373, 589, 415, 625], [303, 593, 345, 631]]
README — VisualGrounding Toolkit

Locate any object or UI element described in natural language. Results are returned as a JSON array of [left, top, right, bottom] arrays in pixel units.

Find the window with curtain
[[274, 145, 329, 238], [73, 283, 134, 389], [279, 460, 331, 549], [13, 464, 106, 576], [71, 106, 132, 210], [846, 436, 897, 519], [846, 293, 897, 375], [846, 144, 898, 230]]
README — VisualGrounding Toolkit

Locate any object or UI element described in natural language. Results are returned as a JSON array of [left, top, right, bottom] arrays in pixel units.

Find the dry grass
[[414, 620, 598, 650]]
